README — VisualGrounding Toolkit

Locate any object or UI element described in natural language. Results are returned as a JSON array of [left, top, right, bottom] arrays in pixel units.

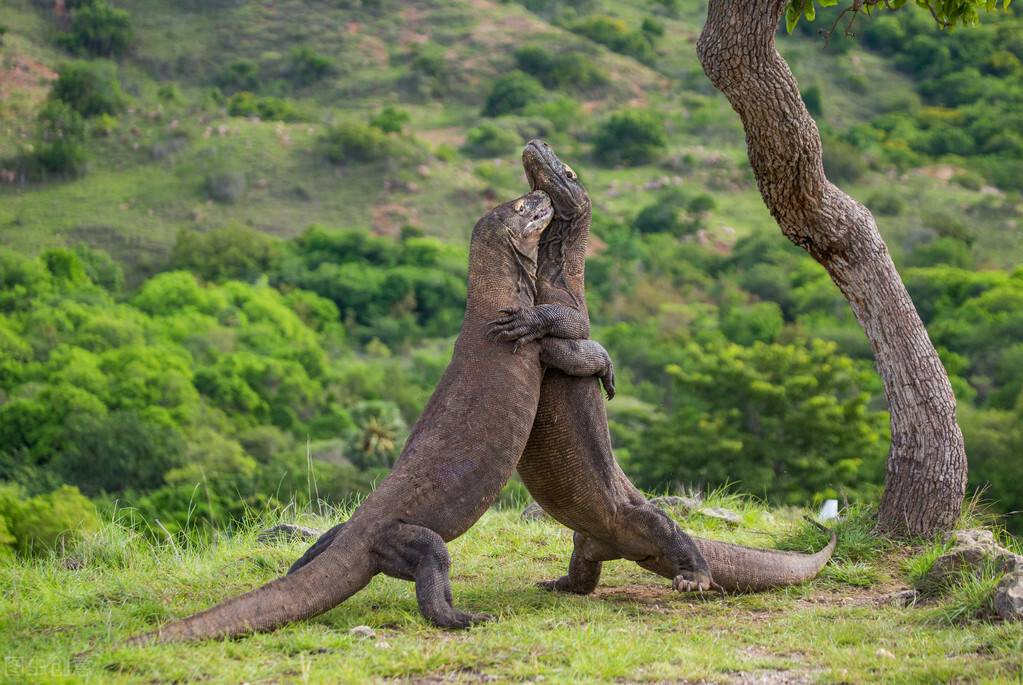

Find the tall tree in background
[[695, 0, 1009, 536]]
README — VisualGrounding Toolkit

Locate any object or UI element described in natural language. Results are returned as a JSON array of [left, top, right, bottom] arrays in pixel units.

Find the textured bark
[[696, 0, 967, 536]]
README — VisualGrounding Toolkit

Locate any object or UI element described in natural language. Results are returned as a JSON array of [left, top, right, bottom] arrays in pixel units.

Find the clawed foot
[[600, 364, 615, 400], [487, 306, 545, 353], [434, 610, 495, 629], [672, 573, 723, 595]]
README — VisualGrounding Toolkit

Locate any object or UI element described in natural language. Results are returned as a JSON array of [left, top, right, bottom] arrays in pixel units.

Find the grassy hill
[[3, 498, 1022, 684], [3, 0, 1020, 278]]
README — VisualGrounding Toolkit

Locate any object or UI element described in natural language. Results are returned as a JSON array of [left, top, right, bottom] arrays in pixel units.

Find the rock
[[258, 524, 322, 544], [947, 529, 996, 547], [521, 502, 550, 521], [349, 625, 376, 639], [879, 589, 918, 608], [698, 507, 742, 525], [875, 648, 895, 659], [994, 572, 1023, 621], [924, 529, 1022, 590], [650, 495, 701, 512]]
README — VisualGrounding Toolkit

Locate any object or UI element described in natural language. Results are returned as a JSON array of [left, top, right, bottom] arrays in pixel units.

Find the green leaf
[[785, 2, 801, 32], [805, 0, 816, 22]]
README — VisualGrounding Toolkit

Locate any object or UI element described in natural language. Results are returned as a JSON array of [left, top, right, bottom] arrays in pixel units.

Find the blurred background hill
[[1, 0, 1021, 553]]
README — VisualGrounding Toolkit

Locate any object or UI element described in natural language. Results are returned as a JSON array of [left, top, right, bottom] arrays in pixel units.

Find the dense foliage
[[1, 0, 1022, 546]]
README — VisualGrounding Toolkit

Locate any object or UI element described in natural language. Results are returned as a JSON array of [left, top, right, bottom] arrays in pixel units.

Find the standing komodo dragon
[[488, 140, 836, 594], [125, 190, 617, 644]]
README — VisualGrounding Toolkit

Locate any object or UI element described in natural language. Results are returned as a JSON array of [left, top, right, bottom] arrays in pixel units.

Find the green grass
[[2, 501, 1022, 684]]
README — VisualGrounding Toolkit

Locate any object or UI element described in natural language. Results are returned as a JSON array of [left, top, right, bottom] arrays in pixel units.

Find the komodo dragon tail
[[693, 531, 837, 592], [126, 535, 377, 645]]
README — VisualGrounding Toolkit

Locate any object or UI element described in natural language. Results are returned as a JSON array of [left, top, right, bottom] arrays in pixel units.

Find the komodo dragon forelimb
[[123, 190, 617, 645], [492, 140, 835, 595]]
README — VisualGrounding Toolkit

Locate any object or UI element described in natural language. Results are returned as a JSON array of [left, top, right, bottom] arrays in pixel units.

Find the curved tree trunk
[[696, 0, 967, 536]]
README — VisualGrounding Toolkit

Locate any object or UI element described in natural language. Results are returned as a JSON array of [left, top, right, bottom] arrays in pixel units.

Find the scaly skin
[[125, 190, 615, 644], [490, 141, 835, 594]]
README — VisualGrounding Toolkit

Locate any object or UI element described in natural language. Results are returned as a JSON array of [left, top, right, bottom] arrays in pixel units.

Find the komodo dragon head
[[522, 139, 590, 221]]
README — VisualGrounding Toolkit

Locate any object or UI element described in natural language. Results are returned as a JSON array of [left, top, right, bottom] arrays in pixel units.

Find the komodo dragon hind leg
[[376, 523, 495, 629], [287, 522, 345, 575], [537, 532, 614, 594], [622, 504, 717, 593]]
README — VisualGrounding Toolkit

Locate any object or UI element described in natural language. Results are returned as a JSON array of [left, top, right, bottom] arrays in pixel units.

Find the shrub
[[50, 60, 125, 117], [593, 109, 667, 166], [482, 71, 545, 117], [171, 226, 279, 282], [867, 190, 906, 216], [204, 170, 247, 204], [217, 59, 261, 93], [32, 101, 87, 175], [286, 46, 333, 87], [58, 0, 131, 57], [52, 411, 187, 496], [569, 15, 655, 64], [801, 84, 823, 117], [370, 106, 411, 134], [320, 121, 397, 164], [461, 123, 520, 158], [226, 92, 299, 121], [514, 45, 608, 91], [822, 138, 866, 183], [0, 483, 101, 556]]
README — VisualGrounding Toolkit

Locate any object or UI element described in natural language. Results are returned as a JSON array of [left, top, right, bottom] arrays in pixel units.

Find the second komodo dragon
[[489, 140, 836, 594], [124, 189, 617, 644]]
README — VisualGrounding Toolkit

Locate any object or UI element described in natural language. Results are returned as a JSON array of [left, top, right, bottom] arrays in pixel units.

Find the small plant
[[217, 59, 261, 94], [50, 60, 126, 117], [226, 92, 299, 122], [593, 109, 667, 166], [319, 121, 396, 164], [32, 100, 88, 176], [904, 537, 953, 590], [285, 46, 333, 87], [461, 123, 520, 159], [482, 71, 545, 117], [57, 0, 132, 58], [934, 560, 1005, 624], [370, 106, 411, 134]]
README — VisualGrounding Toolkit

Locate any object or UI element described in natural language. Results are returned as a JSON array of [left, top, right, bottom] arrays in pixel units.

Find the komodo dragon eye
[[514, 200, 526, 214], [563, 165, 577, 180]]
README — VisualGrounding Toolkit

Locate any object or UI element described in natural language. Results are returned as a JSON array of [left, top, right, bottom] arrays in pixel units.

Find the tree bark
[[696, 0, 967, 536]]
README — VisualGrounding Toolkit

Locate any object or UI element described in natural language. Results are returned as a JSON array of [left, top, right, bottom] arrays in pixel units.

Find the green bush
[[569, 15, 656, 64], [226, 92, 299, 121], [58, 0, 131, 57], [171, 226, 279, 282], [217, 59, 261, 94], [461, 123, 520, 158], [482, 71, 545, 117], [514, 45, 608, 91], [0, 483, 101, 556], [370, 106, 411, 134], [822, 138, 866, 183], [593, 109, 667, 166], [286, 46, 333, 87], [319, 121, 401, 164], [31, 101, 88, 176], [50, 60, 125, 117]]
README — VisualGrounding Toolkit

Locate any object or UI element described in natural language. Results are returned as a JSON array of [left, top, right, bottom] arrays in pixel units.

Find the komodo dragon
[[488, 140, 836, 594], [125, 190, 619, 644]]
